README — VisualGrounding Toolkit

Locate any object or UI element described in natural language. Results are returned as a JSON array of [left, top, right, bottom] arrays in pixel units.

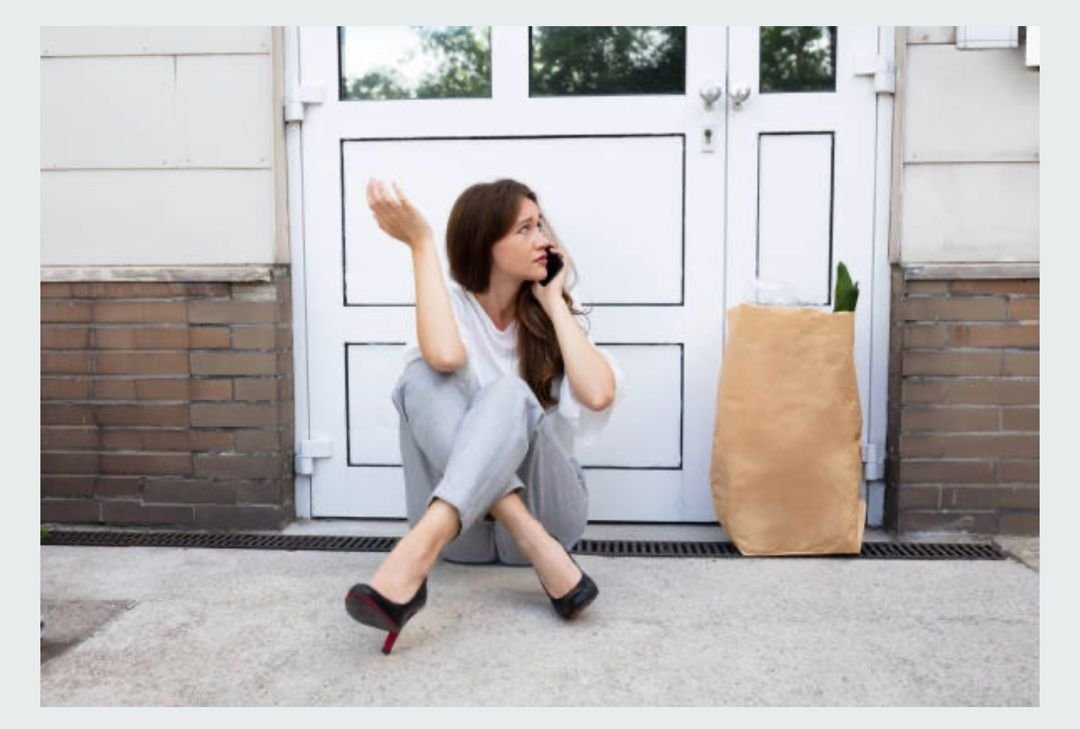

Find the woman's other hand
[[366, 178, 434, 251]]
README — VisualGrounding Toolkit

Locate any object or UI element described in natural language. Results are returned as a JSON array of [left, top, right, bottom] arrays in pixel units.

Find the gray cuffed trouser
[[390, 357, 589, 565]]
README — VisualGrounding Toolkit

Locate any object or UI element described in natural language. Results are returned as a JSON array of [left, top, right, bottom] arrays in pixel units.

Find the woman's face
[[490, 197, 551, 284]]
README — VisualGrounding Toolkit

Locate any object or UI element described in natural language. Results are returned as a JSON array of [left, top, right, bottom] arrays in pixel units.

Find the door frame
[[282, 25, 897, 525]]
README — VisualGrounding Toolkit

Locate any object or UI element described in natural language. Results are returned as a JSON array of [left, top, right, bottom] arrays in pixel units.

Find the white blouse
[[401, 279, 626, 454]]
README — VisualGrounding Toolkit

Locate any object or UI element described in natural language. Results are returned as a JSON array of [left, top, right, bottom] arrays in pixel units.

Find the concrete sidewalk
[[40, 523, 1039, 706]]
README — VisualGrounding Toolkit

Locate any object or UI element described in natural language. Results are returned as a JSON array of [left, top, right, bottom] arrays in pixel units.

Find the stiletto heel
[[540, 547, 598, 620], [345, 578, 428, 655]]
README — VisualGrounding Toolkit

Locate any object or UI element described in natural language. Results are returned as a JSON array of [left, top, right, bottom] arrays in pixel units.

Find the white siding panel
[[42, 57, 177, 169], [176, 55, 273, 167], [42, 170, 275, 265], [905, 44, 1039, 163], [41, 27, 270, 56], [908, 27, 956, 44], [901, 163, 1038, 263]]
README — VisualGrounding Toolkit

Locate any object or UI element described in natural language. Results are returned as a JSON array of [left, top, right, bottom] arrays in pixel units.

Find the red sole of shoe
[[345, 591, 399, 633]]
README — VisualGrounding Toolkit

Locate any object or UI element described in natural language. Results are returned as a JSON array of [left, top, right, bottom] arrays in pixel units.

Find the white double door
[[295, 26, 887, 521]]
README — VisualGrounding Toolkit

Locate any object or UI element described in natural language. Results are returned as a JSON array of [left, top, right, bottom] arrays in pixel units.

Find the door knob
[[699, 82, 723, 110], [730, 82, 752, 109]]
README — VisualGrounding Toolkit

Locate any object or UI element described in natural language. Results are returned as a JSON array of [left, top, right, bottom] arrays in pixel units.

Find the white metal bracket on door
[[295, 438, 333, 476], [852, 54, 895, 95], [284, 84, 325, 123]]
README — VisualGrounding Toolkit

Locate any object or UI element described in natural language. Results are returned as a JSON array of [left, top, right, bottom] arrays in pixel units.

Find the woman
[[345, 177, 624, 655]]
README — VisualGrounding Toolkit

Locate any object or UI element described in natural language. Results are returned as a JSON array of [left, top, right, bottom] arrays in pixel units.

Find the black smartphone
[[541, 249, 564, 286]]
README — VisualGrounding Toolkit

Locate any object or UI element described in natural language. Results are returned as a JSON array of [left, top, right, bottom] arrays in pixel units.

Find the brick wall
[[885, 270, 1039, 535], [41, 268, 295, 530]]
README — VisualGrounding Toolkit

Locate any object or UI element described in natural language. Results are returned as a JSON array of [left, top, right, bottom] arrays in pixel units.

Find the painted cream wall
[[40, 27, 288, 267], [898, 26, 1039, 263]]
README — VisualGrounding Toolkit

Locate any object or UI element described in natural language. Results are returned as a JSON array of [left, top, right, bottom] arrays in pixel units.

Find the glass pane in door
[[759, 27, 837, 93], [339, 26, 492, 100], [530, 27, 686, 96]]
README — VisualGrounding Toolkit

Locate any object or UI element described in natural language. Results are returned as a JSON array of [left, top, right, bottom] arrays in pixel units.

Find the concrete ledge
[[41, 265, 277, 283], [902, 263, 1039, 280]]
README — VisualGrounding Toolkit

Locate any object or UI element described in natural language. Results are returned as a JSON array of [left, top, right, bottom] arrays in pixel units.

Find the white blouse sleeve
[[556, 323, 626, 448]]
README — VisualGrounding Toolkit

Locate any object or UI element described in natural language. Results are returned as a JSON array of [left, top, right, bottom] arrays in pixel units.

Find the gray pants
[[390, 357, 589, 566]]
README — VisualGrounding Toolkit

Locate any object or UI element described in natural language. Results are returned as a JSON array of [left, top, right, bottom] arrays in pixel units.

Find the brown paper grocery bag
[[710, 304, 867, 555]]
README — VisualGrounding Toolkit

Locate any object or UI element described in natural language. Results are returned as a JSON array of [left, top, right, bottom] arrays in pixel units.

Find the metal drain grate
[[42, 530, 1006, 560]]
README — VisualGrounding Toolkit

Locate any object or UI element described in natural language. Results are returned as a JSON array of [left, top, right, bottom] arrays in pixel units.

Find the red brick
[[902, 380, 948, 403], [41, 352, 91, 375], [71, 282, 189, 298], [94, 404, 188, 427], [41, 404, 95, 426], [903, 324, 947, 348], [42, 499, 101, 523], [190, 431, 235, 451], [998, 512, 1039, 536], [942, 485, 1039, 510], [902, 298, 1008, 322], [905, 281, 949, 294], [190, 379, 233, 401], [1001, 407, 1038, 431], [95, 352, 189, 375], [188, 301, 277, 324], [143, 479, 236, 504], [234, 430, 280, 453], [897, 485, 940, 509], [191, 352, 276, 376], [193, 454, 284, 478], [100, 453, 193, 476], [900, 460, 997, 483], [100, 501, 194, 526], [186, 283, 231, 297], [234, 379, 278, 401], [1008, 299, 1039, 321], [41, 427, 100, 450], [900, 434, 1038, 459], [134, 380, 191, 401], [901, 407, 999, 433], [951, 280, 1039, 295], [236, 480, 282, 504], [949, 324, 1038, 349], [231, 326, 277, 350], [42, 301, 93, 323], [897, 511, 997, 534], [41, 378, 91, 400], [1000, 460, 1039, 482], [189, 327, 231, 348], [93, 302, 187, 323], [41, 283, 73, 298], [192, 504, 285, 530], [93, 380, 138, 400], [1002, 352, 1039, 377], [191, 403, 277, 427], [902, 351, 1002, 376], [946, 380, 1038, 405], [41, 452, 100, 475], [100, 430, 193, 451], [93, 328, 190, 349], [41, 327, 90, 349], [41, 476, 95, 497], [94, 477, 144, 498]]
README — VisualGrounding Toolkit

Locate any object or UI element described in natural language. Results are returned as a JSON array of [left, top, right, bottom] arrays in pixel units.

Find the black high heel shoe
[[345, 578, 428, 655], [540, 548, 598, 620]]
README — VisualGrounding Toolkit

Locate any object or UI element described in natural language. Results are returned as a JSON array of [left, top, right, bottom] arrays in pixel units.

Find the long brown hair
[[445, 178, 591, 410]]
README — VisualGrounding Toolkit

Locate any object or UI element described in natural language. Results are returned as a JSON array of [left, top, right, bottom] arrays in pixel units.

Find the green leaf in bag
[[834, 261, 859, 312]]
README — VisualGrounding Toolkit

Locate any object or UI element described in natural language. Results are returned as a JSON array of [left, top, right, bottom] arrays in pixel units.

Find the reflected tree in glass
[[531, 27, 685, 96], [759, 27, 837, 93], [340, 26, 491, 100]]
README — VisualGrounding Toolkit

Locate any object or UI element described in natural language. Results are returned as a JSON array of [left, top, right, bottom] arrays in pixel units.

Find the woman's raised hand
[[366, 178, 434, 251]]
